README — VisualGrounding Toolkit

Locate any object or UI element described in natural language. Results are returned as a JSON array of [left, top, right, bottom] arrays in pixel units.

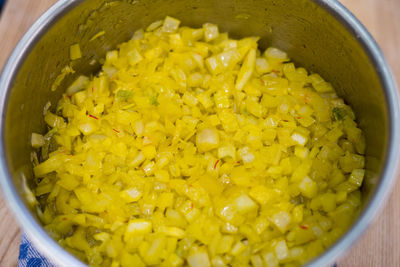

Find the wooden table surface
[[0, 0, 399, 266]]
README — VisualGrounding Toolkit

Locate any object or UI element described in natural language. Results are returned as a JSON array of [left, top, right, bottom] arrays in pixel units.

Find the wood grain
[[0, 0, 399, 266]]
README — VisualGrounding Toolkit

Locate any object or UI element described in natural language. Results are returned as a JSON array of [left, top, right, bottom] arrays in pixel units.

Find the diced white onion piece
[[263, 252, 278, 267], [78, 122, 96, 135], [106, 50, 118, 62], [102, 66, 117, 78], [234, 194, 257, 213], [264, 47, 288, 60], [211, 256, 227, 267], [255, 57, 270, 74], [126, 219, 152, 235], [21, 172, 38, 207], [274, 240, 289, 260], [231, 241, 246, 256], [70, 43, 82, 60], [158, 226, 185, 238], [127, 48, 143, 66], [291, 132, 308, 146], [146, 20, 163, 31], [348, 169, 365, 187], [187, 251, 211, 267], [272, 211, 291, 233], [299, 176, 318, 198], [236, 48, 256, 90], [31, 133, 45, 148], [238, 146, 255, 163], [196, 128, 219, 152], [131, 28, 144, 40], [218, 145, 236, 159], [66, 75, 89, 96], [120, 187, 143, 202], [203, 23, 219, 42], [206, 56, 218, 73], [162, 16, 181, 32]]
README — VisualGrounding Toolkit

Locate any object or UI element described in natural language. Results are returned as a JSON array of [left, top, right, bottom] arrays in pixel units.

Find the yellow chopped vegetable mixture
[[32, 16, 366, 267]]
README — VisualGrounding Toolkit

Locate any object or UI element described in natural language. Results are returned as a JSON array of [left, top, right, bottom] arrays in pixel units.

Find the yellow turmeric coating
[[32, 16, 366, 266]]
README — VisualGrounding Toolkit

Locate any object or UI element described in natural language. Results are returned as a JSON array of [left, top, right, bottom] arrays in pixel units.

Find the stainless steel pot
[[0, 0, 398, 266]]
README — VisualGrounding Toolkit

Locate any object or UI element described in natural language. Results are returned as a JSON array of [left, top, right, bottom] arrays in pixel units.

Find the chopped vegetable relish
[[31, 16, 366, 267]]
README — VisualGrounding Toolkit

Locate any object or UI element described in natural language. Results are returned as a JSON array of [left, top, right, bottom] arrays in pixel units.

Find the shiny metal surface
[[0, 0, 398, 266]]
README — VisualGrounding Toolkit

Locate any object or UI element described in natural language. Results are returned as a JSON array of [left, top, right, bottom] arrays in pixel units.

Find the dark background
[[0, 0, 5, 12]]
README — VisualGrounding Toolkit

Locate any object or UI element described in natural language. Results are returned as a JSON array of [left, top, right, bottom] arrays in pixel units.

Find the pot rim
[[307, 0, 400, 265], [0, 0, 398, 266]]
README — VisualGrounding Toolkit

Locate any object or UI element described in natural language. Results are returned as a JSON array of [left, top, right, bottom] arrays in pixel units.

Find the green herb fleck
[[242, 107, 249, 116], [116, 90, 133, 101], [44, 127, 58, 141], [150, 94, 159, 106], [51, 65, 75, 92], [332, 107, 347, 121]]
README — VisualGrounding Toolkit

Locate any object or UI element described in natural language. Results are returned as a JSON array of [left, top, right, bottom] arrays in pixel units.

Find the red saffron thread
[[213, 159, 220, 170], [112, 128, 120, 133], [271, 69, 280, 74], [89, 114, 98, 120]]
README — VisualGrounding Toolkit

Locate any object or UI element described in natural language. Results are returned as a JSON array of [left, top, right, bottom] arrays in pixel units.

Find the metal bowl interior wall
[[0, 0, 398, 266]]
